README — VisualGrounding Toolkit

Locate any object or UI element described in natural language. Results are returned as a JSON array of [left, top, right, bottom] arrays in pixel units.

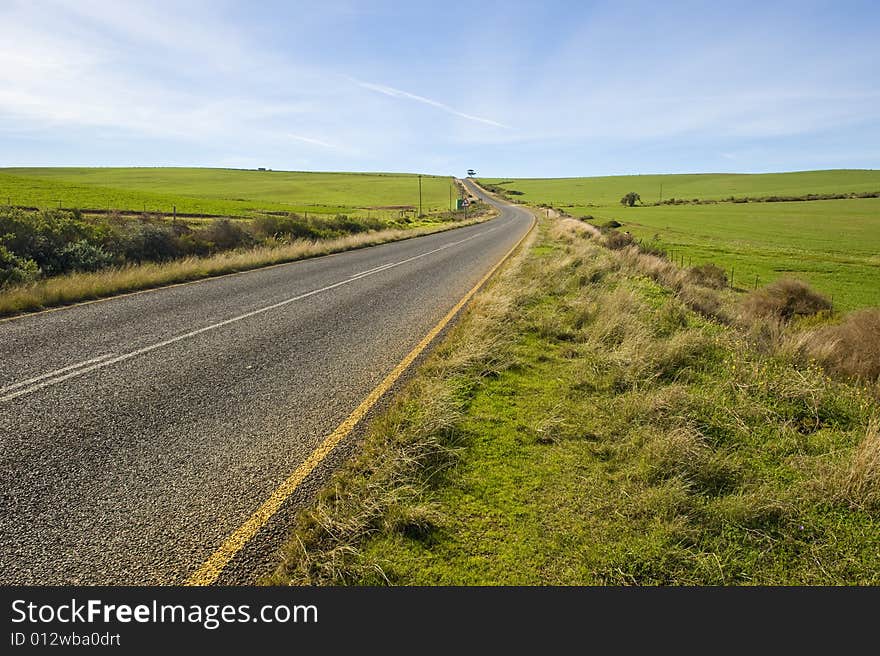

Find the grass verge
[[267, 214, 879, 585], [0, 211, 495, 318]]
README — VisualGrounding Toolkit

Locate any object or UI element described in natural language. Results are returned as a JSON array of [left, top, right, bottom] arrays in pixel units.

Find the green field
[[482, 170, 880, 310], [482, 169, 880, 206], [0, 168, 456, 220]]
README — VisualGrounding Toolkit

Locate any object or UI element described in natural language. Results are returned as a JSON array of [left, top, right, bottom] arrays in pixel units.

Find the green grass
[[482, 169, 880, 206], [0, 167, 456, 220], [585, 199, 879, 311], [269, 218, 880, 585], [481, 170, 880, 311]]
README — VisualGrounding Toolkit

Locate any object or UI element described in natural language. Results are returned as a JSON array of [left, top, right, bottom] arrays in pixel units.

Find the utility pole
[[659, 182, 663, 204], [449, 181, 452, 212], [418, 175, 422, 217]]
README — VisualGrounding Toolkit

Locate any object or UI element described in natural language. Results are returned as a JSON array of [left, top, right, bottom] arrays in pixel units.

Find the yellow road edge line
[[0, 214, 497, 326], [185, 210, 536, 586]]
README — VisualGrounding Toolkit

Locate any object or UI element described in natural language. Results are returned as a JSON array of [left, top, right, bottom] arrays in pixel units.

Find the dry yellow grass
[[840, 420, 880, 510], [788, 309, 880, 383], [0, 216, 493, 318]]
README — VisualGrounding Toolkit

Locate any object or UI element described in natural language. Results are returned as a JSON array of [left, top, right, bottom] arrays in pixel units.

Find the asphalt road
[[0, 181, 533, 584]]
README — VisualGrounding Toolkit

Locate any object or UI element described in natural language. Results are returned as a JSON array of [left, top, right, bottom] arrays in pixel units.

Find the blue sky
[[1, 0, 878, 177]]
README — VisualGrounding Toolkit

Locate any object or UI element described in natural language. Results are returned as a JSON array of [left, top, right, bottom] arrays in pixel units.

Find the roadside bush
[[0, 208, 99, 273], [123, 223, 181, 262], [56, 240, 114, 273], [0, 203, 445, 292], [251, 214, 299, 239], [0, 244, 40, 286], [252, 213, 383, 242], [739, 278, 832, 323], [327, 214, 384, 234], [195, 218, 253, 251], [686, 263, 728, 289]]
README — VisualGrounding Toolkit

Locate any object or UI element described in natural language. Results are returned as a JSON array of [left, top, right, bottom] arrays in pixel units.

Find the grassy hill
[[481, 170, 880, 310], [0, 168, 455, 220], [481, 169, 880, 206]]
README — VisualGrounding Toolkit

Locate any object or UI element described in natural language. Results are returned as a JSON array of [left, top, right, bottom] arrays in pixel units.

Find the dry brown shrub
[[739, 278, 832, 323], [686, 263, 728, 289], [791, 309, 880, 383], [604, 230, 635, 250]]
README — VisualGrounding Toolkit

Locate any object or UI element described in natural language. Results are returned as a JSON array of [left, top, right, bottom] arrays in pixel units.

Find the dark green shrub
[[196, 219, 253, 251], [620, 192, 640, 207], [0, 209, 100, 274], [123, 223, 181, 262], [56, 240, 114, 273], [0, 244, 39, 286], [251, 214, 301, 239], [0, 205, 391, 285]]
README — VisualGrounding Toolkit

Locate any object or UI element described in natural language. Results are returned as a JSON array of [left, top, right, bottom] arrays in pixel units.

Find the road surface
[[0, 181, 533, 584]]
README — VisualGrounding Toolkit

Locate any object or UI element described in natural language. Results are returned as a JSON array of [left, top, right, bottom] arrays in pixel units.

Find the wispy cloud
[[357, 81, 510, 129], [285, 133, 339, 149]]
